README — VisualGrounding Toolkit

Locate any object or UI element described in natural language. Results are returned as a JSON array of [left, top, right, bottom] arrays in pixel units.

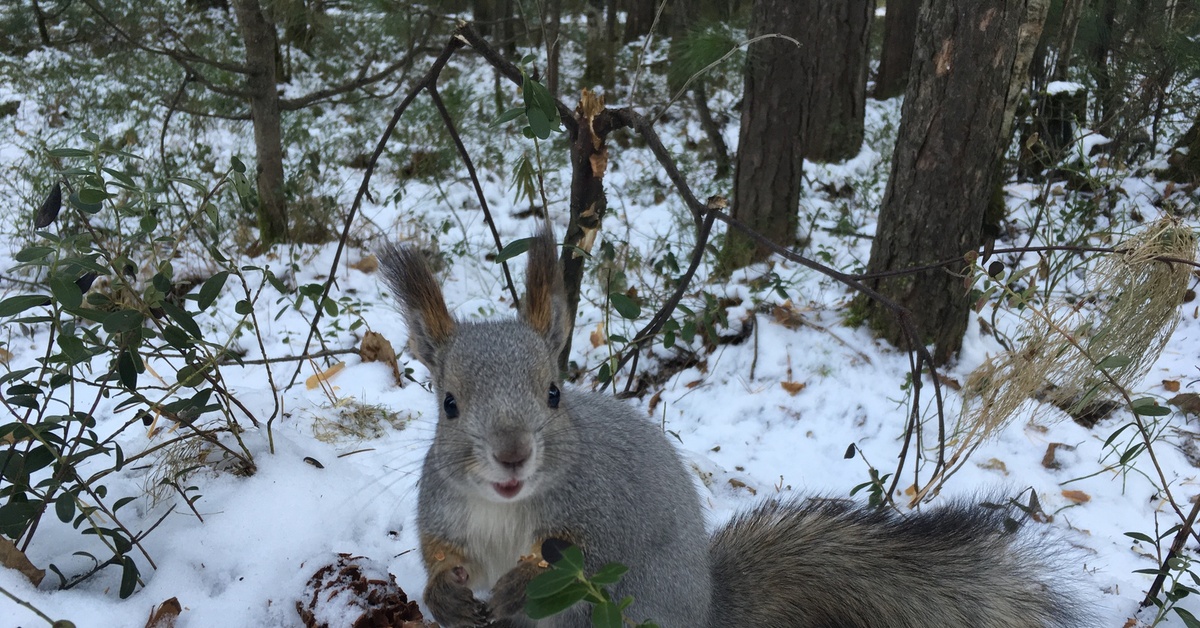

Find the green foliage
[[667, 22, 741, 92], [526, 544, 659, 628], [0, 137, 291, 597], [492, 54, 562, 141]]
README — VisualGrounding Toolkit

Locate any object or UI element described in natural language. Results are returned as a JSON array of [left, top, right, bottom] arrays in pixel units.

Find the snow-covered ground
[[1, 22, 1199, 628]]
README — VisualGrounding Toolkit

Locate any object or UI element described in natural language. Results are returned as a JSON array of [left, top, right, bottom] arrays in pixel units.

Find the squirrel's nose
[[494, 444, 531, 471]]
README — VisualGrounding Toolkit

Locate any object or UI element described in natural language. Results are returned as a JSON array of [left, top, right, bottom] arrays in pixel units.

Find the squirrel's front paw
[[425, 566, 491, 628], [488, 559, 545, 620]]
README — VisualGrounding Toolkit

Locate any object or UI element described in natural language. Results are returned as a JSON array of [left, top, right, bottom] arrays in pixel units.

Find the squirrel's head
[[379, 228, 573, 504]]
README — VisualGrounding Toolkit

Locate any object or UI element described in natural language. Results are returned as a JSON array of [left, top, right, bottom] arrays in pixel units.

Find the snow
[[1, 25, 1199, 628]]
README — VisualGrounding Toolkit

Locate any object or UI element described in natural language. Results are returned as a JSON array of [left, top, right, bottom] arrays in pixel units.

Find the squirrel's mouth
[[492, 479, 524, 499]]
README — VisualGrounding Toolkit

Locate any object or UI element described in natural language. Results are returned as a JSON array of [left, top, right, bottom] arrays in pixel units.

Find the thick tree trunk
[[799, 0, 873, 162], [720, 0, 806, 270], [859, 0, 1050, 365], [232, 0, 288, 246], [874, 0, 918, 99]]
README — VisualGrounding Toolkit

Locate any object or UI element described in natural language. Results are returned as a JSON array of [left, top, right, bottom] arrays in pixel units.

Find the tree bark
[[622, 0, 658, 42], [583, 0, 615, 90], [799, 1, 874, 162], [859, 0, 1050, 365], [720, 0, 806, 271], [232, 0, 289, 246], [874, 0, 918, 99], [544, 0, 562, 99]]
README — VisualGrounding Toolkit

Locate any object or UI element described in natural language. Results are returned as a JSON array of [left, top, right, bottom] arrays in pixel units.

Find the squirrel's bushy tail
[[708, 498, 1085, 628]]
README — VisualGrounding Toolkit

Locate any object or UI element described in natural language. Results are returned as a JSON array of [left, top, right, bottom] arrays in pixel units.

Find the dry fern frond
[[934, 219, 1196, 497]]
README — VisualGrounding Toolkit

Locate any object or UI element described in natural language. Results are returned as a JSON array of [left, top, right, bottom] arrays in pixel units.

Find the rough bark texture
[[232, 0, 288, 245], [558, 92, 619, 372], [874, 0, 918, 99], [721, 0, 806, 270], [798, 0, 874, 163], [860, 0, 1050, 365]]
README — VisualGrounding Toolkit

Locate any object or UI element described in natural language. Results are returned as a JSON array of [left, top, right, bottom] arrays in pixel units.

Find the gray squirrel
[[379, 228, 1086, 628]]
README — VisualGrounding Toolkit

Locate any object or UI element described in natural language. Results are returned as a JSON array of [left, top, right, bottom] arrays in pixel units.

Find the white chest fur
[[460, 497, 538, 590]]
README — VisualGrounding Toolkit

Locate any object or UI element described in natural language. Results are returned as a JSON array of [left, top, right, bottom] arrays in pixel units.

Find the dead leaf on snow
[[349, 255, 378, 273], [1062, 489, 1091, 504], [780, 381, 806, 396], [360, 332, 403, 386], [145, 597, 182, 628], [589, 321, 606, 348], [306, 362, 346, 390], [1169, 393, 1200, 417], [0, 537, 44, 586], [1163, 379, 1181, 393]]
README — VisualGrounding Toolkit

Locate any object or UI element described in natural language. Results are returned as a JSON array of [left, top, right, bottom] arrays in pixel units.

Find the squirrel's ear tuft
[[521, 228, 569, 355], [378, 243, 455, 369]]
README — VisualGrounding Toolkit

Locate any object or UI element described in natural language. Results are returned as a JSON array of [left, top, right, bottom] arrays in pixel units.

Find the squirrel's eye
[[547, 384, 560, 409], [443, 393, 459, 419]]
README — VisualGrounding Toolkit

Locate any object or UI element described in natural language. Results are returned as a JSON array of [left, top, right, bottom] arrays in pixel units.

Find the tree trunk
[[799, 0, 873, 162], [232, 0, 289, 246], [622, 0, 658, 42], [859, 0, 1050, 365], [1164, 112, 1200, 184], [583, 0, 615, 90], [30, 0, 52, 46], [719, 0, 806, 271], [545, 0, 562, 99], [874, 0, 918, 99]]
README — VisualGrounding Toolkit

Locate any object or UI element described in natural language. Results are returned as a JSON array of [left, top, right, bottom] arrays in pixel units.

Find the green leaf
[[322, 297, 339, 317], [197, 271, 229, 311], [235, 299, 252, 316], [495, 237, 535, 264], [590, 563, 628, 586], [1124, 531, 1156, 544], [231, 155, 246, 173], [55, 492, 75, 523], [103, 309, 144, 334], [526, 107, 553, 140], [1177, 608, 1200, 628], [1131, 397, 1170, 417], [492, 107, 526, 127], [161, 300, 202, 338], [591, 601, 623, 628], [527, 567, 581, 599], [1095, 354, 1133, 370], [609, 293, 641, 320], [50, 275, 83, 310], [117, 349, 139, 390], [14, 246, 56, 263], [47, 147, 91, 157], [525, 581, 588, 619], [56, 334, 90, 365], [0, 295, 51, 317], [554, 545, 586, 572], [170, 176, 208, 193], [119, 555, 138, 599], [77, 187, 109, 204]]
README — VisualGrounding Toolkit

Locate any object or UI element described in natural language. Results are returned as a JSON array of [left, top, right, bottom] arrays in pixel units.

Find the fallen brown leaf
[[780, 381, 806, 396], [728, 478, 757, 496], [1163, 379, 1181, 393], [305, 362, 346, 390], [1169, 393, 1200, 417], [145, 597, 182, 628], [1062, 489, 1091, 504], [589, 322, 606, 348], [349, 255, 378, 273], [360, 332, 403, 386], [0, 537, 44, 586]]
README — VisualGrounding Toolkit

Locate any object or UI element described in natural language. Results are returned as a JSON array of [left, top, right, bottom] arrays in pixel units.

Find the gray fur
[[381, 231, 1085, 628]]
